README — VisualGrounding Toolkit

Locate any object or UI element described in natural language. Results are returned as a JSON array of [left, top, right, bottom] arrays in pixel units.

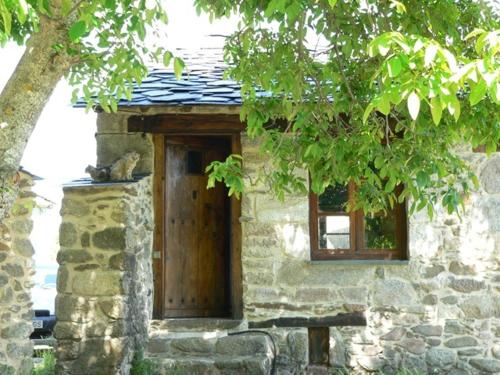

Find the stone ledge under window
[[309, 259, 410, 266]]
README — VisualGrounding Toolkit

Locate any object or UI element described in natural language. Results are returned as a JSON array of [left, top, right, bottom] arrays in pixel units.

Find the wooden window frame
[[310, 182, 408, 261]]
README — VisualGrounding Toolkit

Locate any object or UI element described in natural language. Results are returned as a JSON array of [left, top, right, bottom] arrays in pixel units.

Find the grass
[[31, 351, 55, 375], [130, 350, 156, 375]]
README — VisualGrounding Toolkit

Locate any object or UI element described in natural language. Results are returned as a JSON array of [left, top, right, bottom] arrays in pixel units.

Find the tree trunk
[[0, 16, 73, 223]]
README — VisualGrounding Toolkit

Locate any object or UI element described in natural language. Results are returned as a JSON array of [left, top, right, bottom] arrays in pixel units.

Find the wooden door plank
[[152, 135, 165, 319]]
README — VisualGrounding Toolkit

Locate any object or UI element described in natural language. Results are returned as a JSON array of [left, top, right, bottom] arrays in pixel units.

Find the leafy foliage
[[1, 0, 499, 216], [197, 0, 499, 216], [0, 0, 175, 112], [31, 351, 55, 375], [130, 349, 156, 375]]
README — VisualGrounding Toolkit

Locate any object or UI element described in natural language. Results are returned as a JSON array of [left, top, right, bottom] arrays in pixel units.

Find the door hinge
[[153, 251, 161, 259]]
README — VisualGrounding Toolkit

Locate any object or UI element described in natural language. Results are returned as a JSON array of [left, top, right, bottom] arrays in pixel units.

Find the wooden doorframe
[[150, 116, 243, 320]]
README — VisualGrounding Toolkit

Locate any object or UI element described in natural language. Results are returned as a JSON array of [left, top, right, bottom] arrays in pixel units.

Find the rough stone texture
[[55, 177, 153, 375], [0, 172, 35, 375], [239, 137, 500, 375], [90, 113, 500, 374]]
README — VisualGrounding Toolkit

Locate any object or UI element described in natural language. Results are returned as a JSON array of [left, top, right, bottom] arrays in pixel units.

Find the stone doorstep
[[150, 330, 229, 340], [149, 318, 247, 333], [150, 354, 273, 375]]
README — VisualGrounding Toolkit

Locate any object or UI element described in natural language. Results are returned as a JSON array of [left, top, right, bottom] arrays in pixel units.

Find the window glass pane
[[319, 216, 350, 249], [364, 213, 396, 249], [186, 150, 203, 175], [318, 184, 348, 212]]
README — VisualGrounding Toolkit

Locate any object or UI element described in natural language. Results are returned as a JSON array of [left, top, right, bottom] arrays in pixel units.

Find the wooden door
[[163, 136, 231, 318]]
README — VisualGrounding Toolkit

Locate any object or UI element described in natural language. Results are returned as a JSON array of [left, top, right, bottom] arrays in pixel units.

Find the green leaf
[[363, 103, 375, 123], [447, 96, 461, 121], [377, 95, 390, 115], [416, 171, 429, 187], [384, 176, 396, 193], [0, 0, 12, 34], [387, 56, 402, 78], [469, 80, 487, 105], [328, 0, 337, 7], [407, 91, 420, 120], [68, 20, 87, 42], [173, 57, 185, 79], [465, 28, 485, 40], [424, 44, 438, 67], [430, 97, 442, 125], [163, 51, 173, 67]]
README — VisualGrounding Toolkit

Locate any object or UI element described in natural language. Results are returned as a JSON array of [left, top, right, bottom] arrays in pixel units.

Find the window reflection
[[318, 185, 348, 212], [319, 216, 350, 249], [364, 214, 396, 249]]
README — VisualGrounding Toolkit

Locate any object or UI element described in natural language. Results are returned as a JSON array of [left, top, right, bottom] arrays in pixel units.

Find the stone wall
[[0, 172, 36, 375], [91, 109, 499, 374], [55, 177, 153, 375], [242, 137, 500, 374]]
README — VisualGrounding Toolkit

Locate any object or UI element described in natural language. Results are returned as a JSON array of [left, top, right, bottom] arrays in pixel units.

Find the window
[[309, 182, 407, 260]]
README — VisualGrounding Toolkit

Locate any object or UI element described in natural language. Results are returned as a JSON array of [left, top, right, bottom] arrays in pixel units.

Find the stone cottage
[[54, 51, 500, 375]]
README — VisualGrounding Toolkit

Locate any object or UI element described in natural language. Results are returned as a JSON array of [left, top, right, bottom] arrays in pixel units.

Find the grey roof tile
[[75, 48, 270, 108]]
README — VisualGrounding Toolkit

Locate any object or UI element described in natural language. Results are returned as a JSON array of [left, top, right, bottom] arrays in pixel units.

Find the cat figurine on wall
[[85, 151, 140, 182]]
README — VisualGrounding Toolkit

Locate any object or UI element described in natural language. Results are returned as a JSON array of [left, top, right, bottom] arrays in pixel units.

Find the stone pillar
[[55, 177, 153, 375], [0, 172, 36, 375]]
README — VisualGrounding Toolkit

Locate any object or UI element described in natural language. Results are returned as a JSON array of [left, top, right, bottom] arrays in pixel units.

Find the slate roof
[[76, 48, 260, 108]]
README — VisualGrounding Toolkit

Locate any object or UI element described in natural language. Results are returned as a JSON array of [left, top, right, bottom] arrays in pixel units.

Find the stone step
[[146, 332, 275, 375], [150, 319, 247, 334], [151, 355, 273, 375]]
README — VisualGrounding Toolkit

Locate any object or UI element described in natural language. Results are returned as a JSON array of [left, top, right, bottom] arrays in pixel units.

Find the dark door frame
[[144, 114, 243, 320]]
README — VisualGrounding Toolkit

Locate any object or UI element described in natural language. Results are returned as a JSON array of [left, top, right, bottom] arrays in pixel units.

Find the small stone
[[109, 252, 135, 271], [423, 265, 445, 278], [469, 358, 500, 373], [441, 295, 458, 305], [448, 277, 485, 293], [381, 327, 406, 341], [411, 324, 443, 337], [357, 356, 385, 371], [0, 364, 15, 375], [12, 238, 34, 257], [479, 155, 500, 194], [61, 199, 91, 217], [457, 348, 481, 356], [0, 322, 32, 339], [80, 232, 90, 248], [98, 297, 125, 319], [74, 264, 100, 271], [1, 263, 24, 277], [0, 242, 9, 251], [426, 347, 456, 368], [492, 345, 500, 359], [59, 222, 78, 247], [444, 336, 478, 348], [57, 249, 93, 264], [0, 273, 8, 287], [54, 322, 83, 339], [426, 338, 441, 346], [10, 220, 33, 235], [398, 338, 426, 355], [0, 287, 13, 303], [460, 295, 498, 319], [92, 228, 126, 250], [57, 266, 69, 293], [422, 294, 438, 305], [449, 261, 476, 275], [373, 279, 417, 306], [72, 271, 125, 296]]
